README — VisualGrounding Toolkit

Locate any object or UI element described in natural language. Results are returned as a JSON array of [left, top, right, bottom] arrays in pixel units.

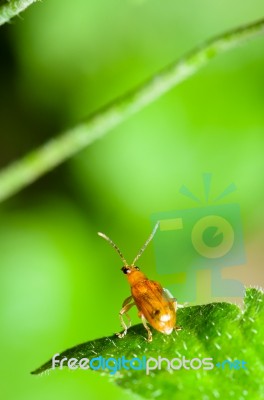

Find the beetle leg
[[172, 299, 177, 311], [170, 298, 186, 310], [163, 288, 186, 309], [174, 325, 182, 332], [176, 302, 187, 309], [116, 297, 135, 339], [163, 287, 175, 299], [171, 299, 182, 332], [140, 314, 152, 342], [122, 295, 133, 307]]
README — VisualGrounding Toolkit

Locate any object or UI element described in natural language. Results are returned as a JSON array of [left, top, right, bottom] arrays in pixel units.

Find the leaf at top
[[31, 287, 264, 400]]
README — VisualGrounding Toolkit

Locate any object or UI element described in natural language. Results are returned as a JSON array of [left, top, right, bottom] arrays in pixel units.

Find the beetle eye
[[135, 266, 140, 271], [121, 266, 130, 274]]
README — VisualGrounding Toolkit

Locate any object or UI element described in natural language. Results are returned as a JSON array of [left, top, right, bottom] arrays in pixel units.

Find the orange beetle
[[98, 222, 181, 342]]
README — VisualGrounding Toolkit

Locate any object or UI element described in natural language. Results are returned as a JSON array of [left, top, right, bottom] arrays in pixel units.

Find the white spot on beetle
[[160, 314, 171, 322]]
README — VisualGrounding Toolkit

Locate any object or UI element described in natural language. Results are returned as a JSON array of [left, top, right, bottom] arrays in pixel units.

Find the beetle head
[[121, 265, 140, 274]]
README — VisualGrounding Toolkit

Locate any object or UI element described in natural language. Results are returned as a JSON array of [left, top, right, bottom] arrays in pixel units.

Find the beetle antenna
[[98, 232, 128, 266], [132, 221, 160, 266]]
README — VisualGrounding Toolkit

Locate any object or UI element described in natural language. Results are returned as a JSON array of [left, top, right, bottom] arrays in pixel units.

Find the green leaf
[[0, 0, 40, 27], [31, 287, 264, 399]]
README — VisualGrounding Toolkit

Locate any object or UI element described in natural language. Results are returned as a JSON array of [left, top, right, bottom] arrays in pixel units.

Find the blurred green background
[[0, 0, 264, 399]]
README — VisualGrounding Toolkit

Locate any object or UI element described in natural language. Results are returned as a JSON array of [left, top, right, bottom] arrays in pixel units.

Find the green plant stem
[[0, 0, 39, 26], [0, 18, 264, 202]]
